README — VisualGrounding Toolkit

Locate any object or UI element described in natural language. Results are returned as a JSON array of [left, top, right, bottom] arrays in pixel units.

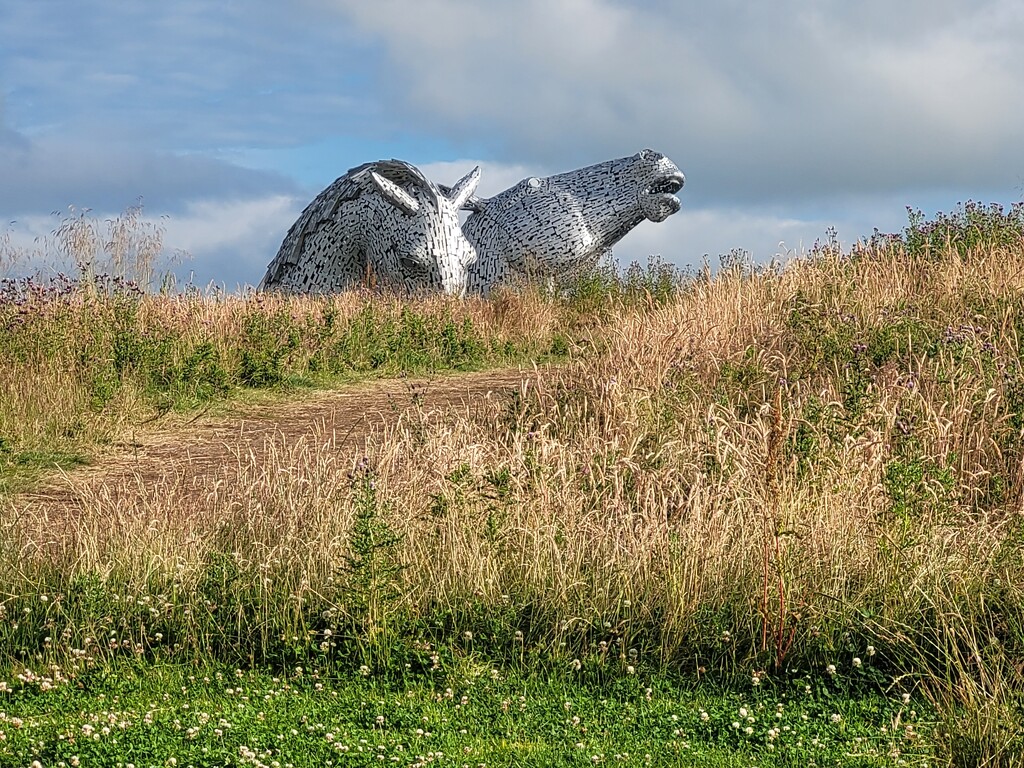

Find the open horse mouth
[[642, 170, 685, 220], [647, 172, 685, 196]]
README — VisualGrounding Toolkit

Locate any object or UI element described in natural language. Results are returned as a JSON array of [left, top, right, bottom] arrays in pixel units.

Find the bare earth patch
[[16, 367, 537, 514]]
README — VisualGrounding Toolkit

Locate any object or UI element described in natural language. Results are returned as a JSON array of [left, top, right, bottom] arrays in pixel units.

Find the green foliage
[[882, 455, 955, 523], [904, 201, 1024, 258], [237, 308, 298, 387], [0, 659, 940, 768], [330, 462, 408, 671], [559, 255, 690, 314], [194, 551, 266, 665]]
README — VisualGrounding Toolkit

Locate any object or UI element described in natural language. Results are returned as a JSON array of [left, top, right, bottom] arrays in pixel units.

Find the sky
[[2, 0, 1023, 289]]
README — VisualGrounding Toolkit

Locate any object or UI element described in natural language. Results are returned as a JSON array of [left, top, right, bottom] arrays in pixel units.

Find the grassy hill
[[1, 202, 1023, 765]]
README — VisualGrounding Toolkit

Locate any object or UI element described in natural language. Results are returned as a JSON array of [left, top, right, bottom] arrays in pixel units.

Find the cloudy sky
[[2, 0, 1022, 289]]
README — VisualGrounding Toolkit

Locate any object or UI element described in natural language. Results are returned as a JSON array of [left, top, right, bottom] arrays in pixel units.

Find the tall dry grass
[[2, 225, 1023, 760]]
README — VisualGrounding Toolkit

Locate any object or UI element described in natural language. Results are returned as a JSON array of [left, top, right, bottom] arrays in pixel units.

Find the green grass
[[5, 205, 1024, 766], [1, 659, 934, 767]]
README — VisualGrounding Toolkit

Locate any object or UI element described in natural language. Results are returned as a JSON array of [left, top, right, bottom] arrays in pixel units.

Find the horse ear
[[370, 171, 420, 215], [446, 166, 481, 210]]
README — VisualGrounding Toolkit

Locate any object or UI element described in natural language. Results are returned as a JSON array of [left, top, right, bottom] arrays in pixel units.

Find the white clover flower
[[852, 657, 862, 668], [744, 726, 753, 735], [866, 645, 876, 656], [625, 665, 635, 675], [831, 714, 842, 724], [738, 708, 748, 718], [826, 664, 837, 676]]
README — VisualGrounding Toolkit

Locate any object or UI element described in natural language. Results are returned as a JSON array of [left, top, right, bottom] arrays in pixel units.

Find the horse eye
[[401, 255, 428, 272]]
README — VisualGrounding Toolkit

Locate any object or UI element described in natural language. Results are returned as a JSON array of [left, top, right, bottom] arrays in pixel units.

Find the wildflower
[[826, 664, 836, 676], [866, 645, 876, 656], [852, 657, 862, 668], [902, 693, 911, 705], [626, 665, 635, 675], [831, 714, 842, 724]]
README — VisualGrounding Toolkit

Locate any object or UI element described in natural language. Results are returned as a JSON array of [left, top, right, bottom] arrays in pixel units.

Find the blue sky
[[2, 0, 1023, 288]]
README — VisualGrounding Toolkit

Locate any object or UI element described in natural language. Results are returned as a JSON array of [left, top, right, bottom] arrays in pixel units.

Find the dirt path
[[17, 367, 539, 509]]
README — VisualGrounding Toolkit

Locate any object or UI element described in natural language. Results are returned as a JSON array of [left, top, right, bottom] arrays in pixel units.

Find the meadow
[[1, 202, 1023, 766]]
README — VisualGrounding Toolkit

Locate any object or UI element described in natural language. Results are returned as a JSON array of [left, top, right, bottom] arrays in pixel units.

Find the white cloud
[[162, 196, 302, 288], [0, 131, 298, 217], [2, 195, 302, 290], [418, 159, 540, 200], [319, 0, 1024, 203]]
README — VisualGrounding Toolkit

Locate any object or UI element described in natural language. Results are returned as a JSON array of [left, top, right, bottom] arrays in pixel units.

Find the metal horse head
[[259, 159, 481, 297], [358, 161, 481, 296]]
